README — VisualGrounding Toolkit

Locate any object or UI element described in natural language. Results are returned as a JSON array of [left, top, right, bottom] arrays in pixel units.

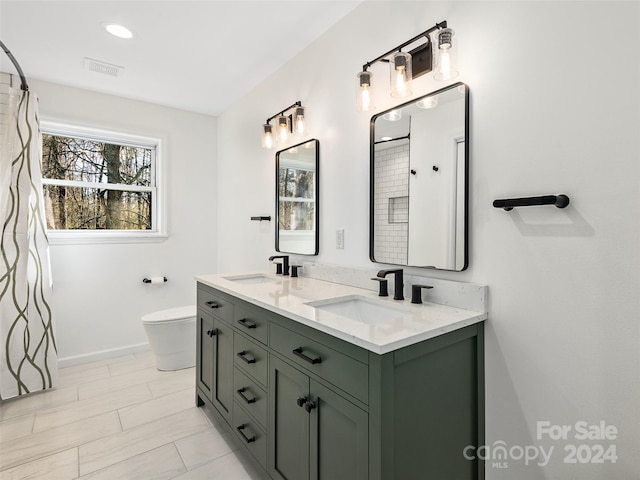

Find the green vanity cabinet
[[231, 330, 271, 470], [196, 310, 214, 401], [196, 286, 235, 424], [269, 354, 311, 480], [368, 324, 484, 480], [269, 354, 369, 480], [195, 282, 484, 480], [211, 318, 234, 424]]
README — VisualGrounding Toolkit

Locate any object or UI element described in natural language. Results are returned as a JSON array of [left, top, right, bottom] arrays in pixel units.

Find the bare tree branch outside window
[[278, 167, 315, 231], [41, 133, 155, 231]]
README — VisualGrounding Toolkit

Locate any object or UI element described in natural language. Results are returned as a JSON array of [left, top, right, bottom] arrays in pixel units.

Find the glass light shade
[[356, 70, 375, 112], [292, 106, 306, 135], [276, 115, 290, 143], [382, 109, 402, 121], [416, 96, 438, 109], [390, 51, 412, 98], [261, 123, 274, 149], [433, 28, 459, 81]]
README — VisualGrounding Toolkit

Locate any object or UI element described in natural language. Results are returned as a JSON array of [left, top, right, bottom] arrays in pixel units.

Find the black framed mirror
[[276, 139, 319, 255], [370, 82, 468, 270]]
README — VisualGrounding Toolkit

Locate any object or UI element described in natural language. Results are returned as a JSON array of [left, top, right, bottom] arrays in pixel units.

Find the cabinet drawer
[[234, 305, 268, 345], [197, 287, 234, 324], [270, 322, 368, 403], [233, 403, 267, 470], [234, 332, 268, 387], [233, 367, 267, 428]]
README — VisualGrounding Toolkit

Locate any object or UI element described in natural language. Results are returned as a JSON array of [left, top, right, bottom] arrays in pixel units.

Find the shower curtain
[[0, 78, 57, 399]]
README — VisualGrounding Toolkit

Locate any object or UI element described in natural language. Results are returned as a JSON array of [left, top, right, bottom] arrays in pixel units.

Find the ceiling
[[0, 0, 362, 116]]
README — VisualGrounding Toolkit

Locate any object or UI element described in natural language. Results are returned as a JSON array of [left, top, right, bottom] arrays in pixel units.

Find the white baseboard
[[57, 342, 151, 368]]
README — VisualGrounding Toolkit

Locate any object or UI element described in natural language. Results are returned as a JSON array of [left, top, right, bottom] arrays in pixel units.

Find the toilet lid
[[142, 305, 196, 324]]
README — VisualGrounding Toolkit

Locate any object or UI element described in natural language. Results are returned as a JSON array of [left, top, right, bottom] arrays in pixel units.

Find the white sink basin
[[306, 295, 416, 324], [223, 274, 279, 285]]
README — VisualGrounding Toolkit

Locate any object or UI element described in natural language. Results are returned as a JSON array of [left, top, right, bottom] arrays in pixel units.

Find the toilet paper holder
[[143, 277, 168, 284]]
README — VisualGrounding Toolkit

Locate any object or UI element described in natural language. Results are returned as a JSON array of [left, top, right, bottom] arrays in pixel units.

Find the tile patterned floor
[[0, 351, 264, 479]]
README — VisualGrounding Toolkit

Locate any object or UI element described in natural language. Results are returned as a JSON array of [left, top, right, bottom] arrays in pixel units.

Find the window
[[40, 122, 164, 243], [278, 166, 315, 231]]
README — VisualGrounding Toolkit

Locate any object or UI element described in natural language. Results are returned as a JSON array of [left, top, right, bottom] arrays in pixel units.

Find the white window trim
[[40, 120, 167, 245]]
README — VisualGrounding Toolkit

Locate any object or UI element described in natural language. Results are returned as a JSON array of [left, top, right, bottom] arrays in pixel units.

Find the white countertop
[[195, 272, 487, 355]]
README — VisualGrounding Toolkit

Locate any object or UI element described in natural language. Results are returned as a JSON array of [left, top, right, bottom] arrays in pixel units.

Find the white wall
[[409, 97, 463, 267], [29, 79, 217, 365], [217, 1, 640, 478]]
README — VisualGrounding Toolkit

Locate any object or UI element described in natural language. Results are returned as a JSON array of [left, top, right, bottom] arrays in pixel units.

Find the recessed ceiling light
[[103, 23, 133, 39]]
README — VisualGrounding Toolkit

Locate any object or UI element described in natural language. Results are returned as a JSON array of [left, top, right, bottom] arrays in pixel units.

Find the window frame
[[40, 120, 166, 245]]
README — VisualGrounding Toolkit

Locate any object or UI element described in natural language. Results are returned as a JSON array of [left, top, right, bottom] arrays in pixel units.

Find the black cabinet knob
[[296, 396, 308, 407], [304, 401, 316, 413]]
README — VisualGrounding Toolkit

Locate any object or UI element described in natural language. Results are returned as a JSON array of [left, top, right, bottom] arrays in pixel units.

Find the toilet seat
[[142, 305, 195, 325]]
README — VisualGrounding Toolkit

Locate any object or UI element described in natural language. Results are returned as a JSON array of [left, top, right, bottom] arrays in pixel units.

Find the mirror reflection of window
[[275, 139, 319, 255], [278, 167, 315, 231]]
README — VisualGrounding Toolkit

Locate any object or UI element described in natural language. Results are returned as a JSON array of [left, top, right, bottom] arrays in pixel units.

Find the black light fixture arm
[[265, 101, 302, 124], [0, 40, 29, 91], [361, 21, 447, 72]]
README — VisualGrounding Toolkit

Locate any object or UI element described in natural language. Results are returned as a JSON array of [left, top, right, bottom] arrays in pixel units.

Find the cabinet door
[[196, 310, 214, 401], [269, 355, 310, 480], [212, 318, 234, 424], [309, 380, 368, 480]]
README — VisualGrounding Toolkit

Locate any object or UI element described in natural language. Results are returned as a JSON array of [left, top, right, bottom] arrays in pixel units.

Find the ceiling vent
[[84, 57, 123, 77]]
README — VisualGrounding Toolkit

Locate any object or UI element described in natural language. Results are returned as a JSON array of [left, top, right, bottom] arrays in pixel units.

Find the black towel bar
[[493, 194, 570, 211], [251, 216, 271, 221]]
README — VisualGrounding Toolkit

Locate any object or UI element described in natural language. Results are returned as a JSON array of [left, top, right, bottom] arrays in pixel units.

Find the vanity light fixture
[[261, 101, 307, 149], [292, 106, 306, 135], [276, 115, 290, 143], [356, 20, 457, 111], [390, 51, 412, 98], [261, 123, 274, 149], [433, 28, 458, 80], [356, 71, 374, 112]]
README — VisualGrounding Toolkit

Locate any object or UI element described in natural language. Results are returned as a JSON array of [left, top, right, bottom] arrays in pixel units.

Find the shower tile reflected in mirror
[[370, 82, 468, 271]]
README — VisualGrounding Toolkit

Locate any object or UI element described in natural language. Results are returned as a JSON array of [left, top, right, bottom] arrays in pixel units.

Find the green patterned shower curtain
[[0, 81, 57, 399]]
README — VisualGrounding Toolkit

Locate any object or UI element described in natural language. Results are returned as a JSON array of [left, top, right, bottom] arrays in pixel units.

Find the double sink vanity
[[195, 268, 487, 480], [195, 75, 481, 479]]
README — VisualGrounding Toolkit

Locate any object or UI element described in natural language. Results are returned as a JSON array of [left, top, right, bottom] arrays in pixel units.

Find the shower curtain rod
[[0, 40, 29, 91]]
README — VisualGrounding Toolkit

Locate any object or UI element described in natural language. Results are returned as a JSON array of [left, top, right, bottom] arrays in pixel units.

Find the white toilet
[[142, 305, 196, 371]]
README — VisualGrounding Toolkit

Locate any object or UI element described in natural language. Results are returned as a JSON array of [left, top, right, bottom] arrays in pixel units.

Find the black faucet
[[411, 284, 433, 304], [371, 277, 389, 297], [269, 255, 289, 275], [377, 269, 404, 300]]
